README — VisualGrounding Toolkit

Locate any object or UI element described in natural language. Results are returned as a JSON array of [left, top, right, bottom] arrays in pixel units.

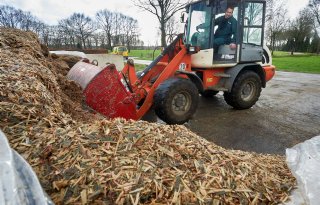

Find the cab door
[[240, 1, 266, 62]]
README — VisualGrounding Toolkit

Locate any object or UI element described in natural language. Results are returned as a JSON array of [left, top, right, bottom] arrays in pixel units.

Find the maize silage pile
[[0, 28, 296, 205]]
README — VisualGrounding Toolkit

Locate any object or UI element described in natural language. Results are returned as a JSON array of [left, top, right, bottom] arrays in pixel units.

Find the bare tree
[[98, 33, 107, 48], [132, 0, 188, 47], [112, 12, 126, 46], [1, 5, 141, 50], [61, 13, 96, 49], [122, 16, 140, 51], [90, 32, 100, 48], [96, 9, 115, 49], [97, 10, 141, 49], [286, 8, 314, 54], [0, 5, 50, 39], [308, 0, 320, 53], [48, 25, 64, 48], [165, 17, 180, 44], [20, 11, 35, 31], [58, 19, 76, 48], [309, 0, 320, 26], [36, 23, 50, 46], [265, 0, 289, 54], [0, 5, 23, 28]]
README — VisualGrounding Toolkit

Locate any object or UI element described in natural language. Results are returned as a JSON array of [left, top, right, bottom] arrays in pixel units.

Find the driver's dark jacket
[[214, 15, 237, 44]]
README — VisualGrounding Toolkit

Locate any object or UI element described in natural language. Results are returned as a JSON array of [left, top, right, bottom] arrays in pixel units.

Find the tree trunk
[[271, 34, 276, 56], [82, 36, 86, 49], [160, 19, 167, 47], [107, 33, 112, 50]]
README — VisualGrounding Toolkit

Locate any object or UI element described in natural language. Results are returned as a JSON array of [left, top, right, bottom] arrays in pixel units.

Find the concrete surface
[[185, 71, 320, 155], [131, 58, 152, 65]]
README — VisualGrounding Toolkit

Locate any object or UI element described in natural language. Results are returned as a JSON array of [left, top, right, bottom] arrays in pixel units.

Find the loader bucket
[[67, 61, 138, 120]]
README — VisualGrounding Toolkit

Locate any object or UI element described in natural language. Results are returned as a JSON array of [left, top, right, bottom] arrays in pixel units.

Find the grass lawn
[[129, 49, 158, 71], [134, 64, 147, 71], [272, 52, 320, 74], [129, 49, 161, 60]]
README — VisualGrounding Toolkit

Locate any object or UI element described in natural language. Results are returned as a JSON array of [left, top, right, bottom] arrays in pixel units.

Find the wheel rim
[[241, 81, 256, 101], [171, 91, 191, 116]]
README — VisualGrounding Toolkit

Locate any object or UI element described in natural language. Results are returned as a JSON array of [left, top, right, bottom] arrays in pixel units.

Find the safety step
[[214, 73, 231, 78]]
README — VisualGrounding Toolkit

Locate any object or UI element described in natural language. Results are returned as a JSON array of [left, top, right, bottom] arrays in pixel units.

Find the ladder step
[[214, 73, 231, 78]]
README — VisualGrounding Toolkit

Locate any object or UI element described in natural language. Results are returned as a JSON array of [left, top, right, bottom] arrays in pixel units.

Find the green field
[[134, 64, 147, 71], [272, 51, 320, 74], [129, 49, 161, 60], [129, 49, 161, 71]]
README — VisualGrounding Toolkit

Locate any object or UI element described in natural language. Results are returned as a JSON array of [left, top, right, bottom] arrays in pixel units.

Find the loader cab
[[184, 0, 266, 68]]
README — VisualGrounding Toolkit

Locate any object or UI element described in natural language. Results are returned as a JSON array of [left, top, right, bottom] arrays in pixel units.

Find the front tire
[[154, 78, 199, 124], [224, 71, 262, 109]]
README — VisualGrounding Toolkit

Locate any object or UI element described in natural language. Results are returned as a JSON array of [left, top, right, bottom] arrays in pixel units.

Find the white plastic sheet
[[0, 130, 53, 205], [49, 50, 87, 58], [286, 135, 320, 205]]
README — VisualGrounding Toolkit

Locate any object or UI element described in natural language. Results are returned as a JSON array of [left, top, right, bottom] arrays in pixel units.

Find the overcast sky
[[1, 0, 310, 45]]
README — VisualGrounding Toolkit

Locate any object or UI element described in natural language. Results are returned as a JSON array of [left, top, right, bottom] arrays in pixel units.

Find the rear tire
[[200, 90, 219, 98], [224, 71, 261, 109], [154, 78, 199, 124]]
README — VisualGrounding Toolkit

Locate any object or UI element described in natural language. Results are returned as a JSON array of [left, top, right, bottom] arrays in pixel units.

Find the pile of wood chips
[[0, 28, 296, 205]]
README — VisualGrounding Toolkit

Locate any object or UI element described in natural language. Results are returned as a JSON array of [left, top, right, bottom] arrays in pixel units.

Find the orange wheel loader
[[68, 0, 275, 125]]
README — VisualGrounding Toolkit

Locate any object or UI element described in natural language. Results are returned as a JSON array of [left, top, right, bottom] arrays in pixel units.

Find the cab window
[[187, 2, 212, 49], [243, 3, 264, 45]]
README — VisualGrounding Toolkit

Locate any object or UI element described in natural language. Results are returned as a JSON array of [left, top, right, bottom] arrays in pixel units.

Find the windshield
[[118, 47, 127, 52], [186, 1, 212, 49]]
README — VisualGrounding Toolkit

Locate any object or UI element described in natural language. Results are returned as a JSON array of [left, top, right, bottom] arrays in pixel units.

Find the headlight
[[189, 46, 195, 52]]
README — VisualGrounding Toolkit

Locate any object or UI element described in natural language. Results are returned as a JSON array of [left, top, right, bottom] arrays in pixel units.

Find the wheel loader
[[112, 46, 129, 60], [68, 0, 275, 125]]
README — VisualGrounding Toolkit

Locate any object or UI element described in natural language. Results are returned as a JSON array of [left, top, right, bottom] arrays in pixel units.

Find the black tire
[[224, 71, 262, 109], [154, 78, 199, 124], [200, 90, 219, 98]]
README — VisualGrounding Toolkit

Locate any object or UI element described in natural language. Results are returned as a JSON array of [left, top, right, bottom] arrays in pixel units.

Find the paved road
[[186, 71, 320, 155], [131, 58, 152, 65]]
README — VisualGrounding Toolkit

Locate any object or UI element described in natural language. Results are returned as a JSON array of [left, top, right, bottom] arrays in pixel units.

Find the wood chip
[[0, 28, 296, 204]]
